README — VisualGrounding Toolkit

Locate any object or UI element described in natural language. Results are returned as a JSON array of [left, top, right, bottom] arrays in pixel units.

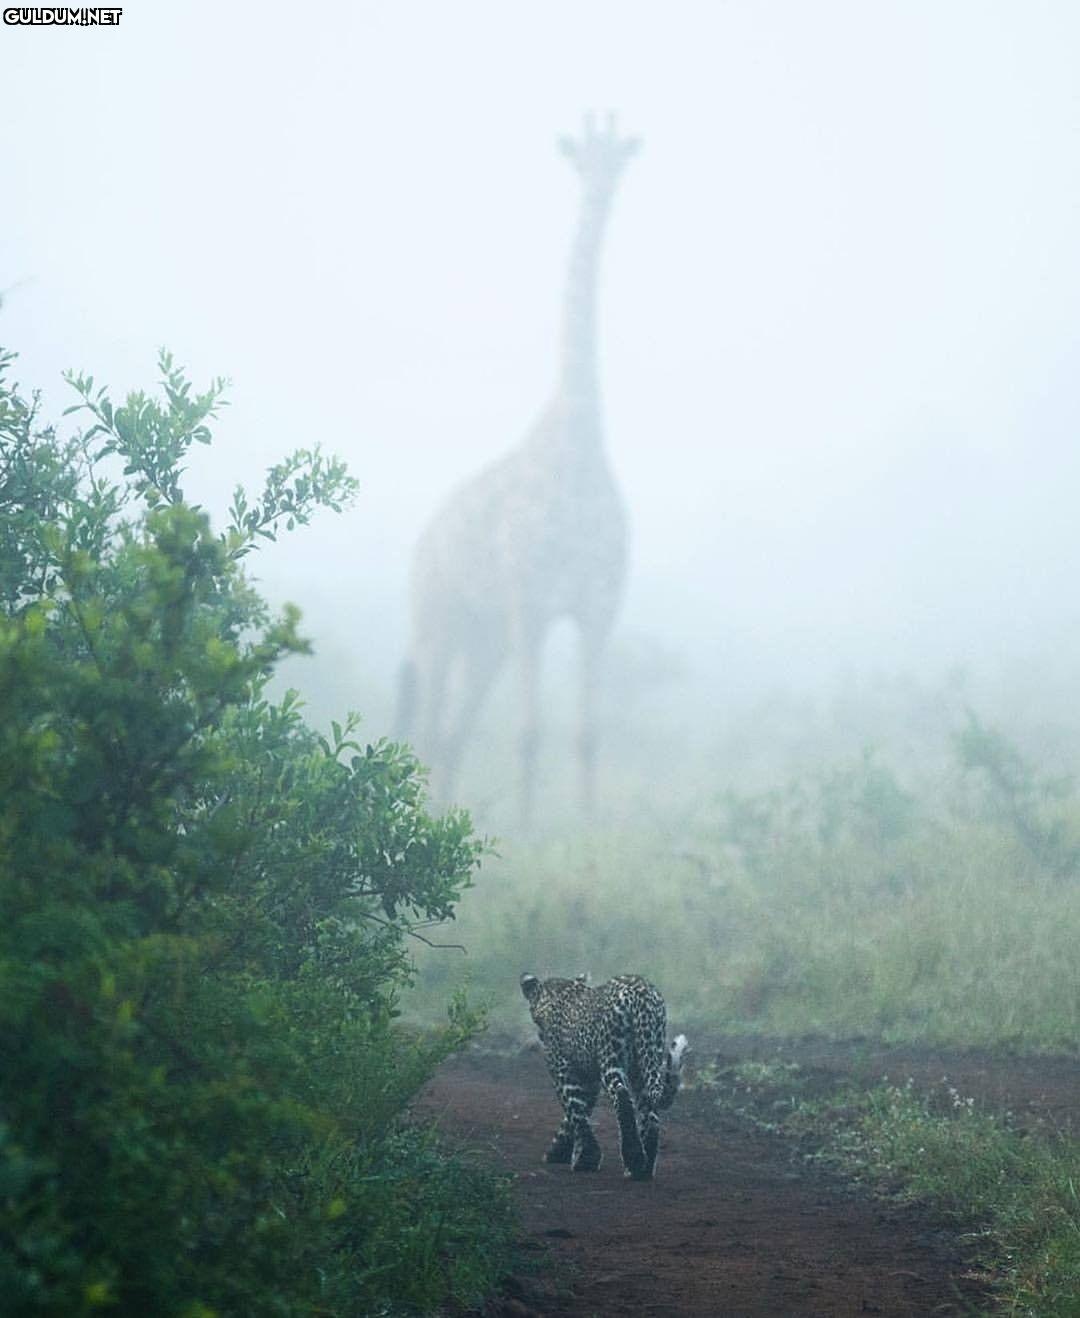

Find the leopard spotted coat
[[520, 973, 687, 1180]]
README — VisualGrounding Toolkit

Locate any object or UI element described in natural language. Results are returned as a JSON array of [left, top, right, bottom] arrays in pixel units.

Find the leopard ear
[[574, 971, 590, 984], [520, 973, 541, 1001]]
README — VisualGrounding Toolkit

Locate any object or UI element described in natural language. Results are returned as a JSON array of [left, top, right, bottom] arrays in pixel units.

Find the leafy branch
[[63, 348, 227, 507], [224, 446, 358, 559]]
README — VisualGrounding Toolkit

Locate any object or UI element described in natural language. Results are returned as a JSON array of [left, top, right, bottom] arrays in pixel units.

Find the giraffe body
[[400, 116, 637, 821]]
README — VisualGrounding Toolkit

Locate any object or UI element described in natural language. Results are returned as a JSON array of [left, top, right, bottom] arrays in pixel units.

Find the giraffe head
[[559, 112, 640, 202]]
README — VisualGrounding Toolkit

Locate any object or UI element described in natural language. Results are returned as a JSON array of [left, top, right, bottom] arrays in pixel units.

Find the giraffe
[[397, 113, 638, 824]]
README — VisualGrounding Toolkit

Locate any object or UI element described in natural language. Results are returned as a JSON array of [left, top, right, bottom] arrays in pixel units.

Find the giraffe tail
[[394, 659, 418, 739]]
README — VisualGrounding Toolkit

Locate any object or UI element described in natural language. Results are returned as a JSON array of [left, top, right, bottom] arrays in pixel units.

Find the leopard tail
[[656, 1032, 688, 1110], [641, 1002, 672, 1111]]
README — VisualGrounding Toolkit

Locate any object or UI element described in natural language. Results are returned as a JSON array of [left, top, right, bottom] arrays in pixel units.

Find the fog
[[6, 0, 1080, 816]]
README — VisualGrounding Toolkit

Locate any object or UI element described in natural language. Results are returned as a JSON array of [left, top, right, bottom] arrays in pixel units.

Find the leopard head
[[520, 972, 588, 1042]]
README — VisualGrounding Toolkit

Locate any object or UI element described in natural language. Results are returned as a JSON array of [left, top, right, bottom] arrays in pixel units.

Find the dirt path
[[416, 1046, 1005, 1316]]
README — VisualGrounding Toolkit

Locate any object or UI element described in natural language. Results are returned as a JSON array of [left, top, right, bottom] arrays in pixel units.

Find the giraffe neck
[[559, 188, 614, 414]]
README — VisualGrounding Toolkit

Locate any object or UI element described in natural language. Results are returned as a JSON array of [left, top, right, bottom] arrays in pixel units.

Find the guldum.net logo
[[4, 6, 122, 23]]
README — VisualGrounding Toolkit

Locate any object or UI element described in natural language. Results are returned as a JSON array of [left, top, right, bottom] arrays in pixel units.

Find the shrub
[[0, 349, 509, 1315]]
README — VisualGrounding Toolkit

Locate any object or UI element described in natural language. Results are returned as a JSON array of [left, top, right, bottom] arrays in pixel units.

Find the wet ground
[[413, 1033, 1080, 1315]]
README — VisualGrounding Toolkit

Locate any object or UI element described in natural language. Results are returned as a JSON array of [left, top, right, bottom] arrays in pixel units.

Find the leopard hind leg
[[637, 1102, 660, 1178], [602, 1064, 647, 1178], [635, 1030, 666, 1179]]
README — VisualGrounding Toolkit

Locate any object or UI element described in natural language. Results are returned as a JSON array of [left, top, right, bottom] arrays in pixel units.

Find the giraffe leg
[[417, 650, 451, 795], [515, 641, 541, 828], [440, 643, 500, 803], [577, 629, 604, 818]]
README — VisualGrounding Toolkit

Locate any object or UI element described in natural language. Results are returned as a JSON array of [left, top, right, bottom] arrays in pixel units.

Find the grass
[[704, 1059, 1080, 1316], [341, 1128, 517, 1315], [403, 806, 1080, 1050], [400, 696, 1080, 1049]]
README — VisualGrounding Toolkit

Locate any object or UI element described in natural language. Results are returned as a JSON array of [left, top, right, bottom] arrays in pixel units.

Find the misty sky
[[4, 0, 1080, 712]]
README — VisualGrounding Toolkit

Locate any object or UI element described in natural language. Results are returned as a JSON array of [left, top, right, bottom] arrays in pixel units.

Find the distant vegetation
[[407, 708, 1080, 1052], [0, 350, 512, 1315]]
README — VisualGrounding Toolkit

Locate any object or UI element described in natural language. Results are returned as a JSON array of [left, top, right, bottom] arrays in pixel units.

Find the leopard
[[520, 971, 688, 1181]]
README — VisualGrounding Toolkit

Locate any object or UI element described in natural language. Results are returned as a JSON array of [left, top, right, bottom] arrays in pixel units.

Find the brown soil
[[413, 1035, 1080, 1316], [708, 1034, 1080, 1135]]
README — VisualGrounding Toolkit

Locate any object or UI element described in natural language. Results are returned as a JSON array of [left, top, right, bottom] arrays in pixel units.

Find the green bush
[[0, 349, 510, 1315]]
